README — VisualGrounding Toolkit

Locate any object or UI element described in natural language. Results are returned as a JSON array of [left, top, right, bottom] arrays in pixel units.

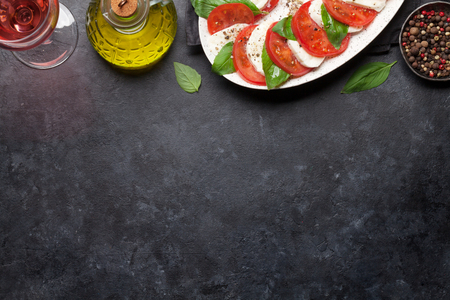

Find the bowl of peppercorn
[[400, 1, 450, 80]]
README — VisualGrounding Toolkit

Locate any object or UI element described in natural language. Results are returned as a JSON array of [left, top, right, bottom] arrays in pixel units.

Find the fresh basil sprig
[[212, 42, 236, 75], [341, 61, 397, 94], [191, 0, 263, 19], [321, 4, 348, 50], [262, 46, 290, 90], [174, 62, 202, 93], [271, 16, 296, 41]]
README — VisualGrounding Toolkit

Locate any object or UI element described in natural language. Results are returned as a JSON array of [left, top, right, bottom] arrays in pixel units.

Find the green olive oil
[[86, 0, 177, 70]]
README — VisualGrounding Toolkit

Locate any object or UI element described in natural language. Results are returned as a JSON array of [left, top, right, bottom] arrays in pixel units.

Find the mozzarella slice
[[207, 24, 248, 57], [309, 0, 326, 28], [251, 0, 270, 9], [348, 26, 363, 34], [342, 0, 385, 12], [246, 22, 272, 75], [309, 0, 363, 33], [287, 40, 325, 68]]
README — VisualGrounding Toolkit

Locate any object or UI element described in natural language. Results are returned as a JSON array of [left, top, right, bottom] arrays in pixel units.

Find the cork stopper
[[111, 0, 138, 18]]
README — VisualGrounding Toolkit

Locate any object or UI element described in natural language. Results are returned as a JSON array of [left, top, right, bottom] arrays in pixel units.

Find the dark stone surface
[[1, 0, 449, 299]]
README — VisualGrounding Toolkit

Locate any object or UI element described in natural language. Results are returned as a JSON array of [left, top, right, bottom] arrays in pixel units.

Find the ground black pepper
[[402, 9, 450, 78]]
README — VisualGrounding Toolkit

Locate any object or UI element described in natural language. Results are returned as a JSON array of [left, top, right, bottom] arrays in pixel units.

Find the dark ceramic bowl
[[399, 1, 450, 81]]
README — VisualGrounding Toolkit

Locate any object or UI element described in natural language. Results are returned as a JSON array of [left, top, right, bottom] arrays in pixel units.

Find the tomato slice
[[254, 0, 280, 23], [322, 0, 377, 27], [207, 3, 254, 35], [291, 1, 350, 57], [232, 25, 266, 86], [265, 22, 312, 77]]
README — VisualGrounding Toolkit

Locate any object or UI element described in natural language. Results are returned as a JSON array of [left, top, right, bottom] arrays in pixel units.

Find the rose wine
[[0, 0, 49, 41]]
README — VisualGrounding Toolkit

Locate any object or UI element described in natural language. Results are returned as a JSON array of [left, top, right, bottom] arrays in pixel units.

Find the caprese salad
[[191, 0, 387, 89]]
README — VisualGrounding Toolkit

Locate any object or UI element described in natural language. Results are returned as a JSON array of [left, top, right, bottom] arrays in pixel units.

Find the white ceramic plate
[[199, 0, 405, 90]]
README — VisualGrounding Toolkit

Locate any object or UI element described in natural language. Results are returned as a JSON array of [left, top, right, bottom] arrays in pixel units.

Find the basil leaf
[[341, 61, 397, 94], [262, 46, 290, 90], [321, 4, 348, 50], [212, 42, 236, 76], [271, 16, 296, 41], [174, 62, 202, 93], [191, 0, 263, 19], [191, 0, 218, 18]]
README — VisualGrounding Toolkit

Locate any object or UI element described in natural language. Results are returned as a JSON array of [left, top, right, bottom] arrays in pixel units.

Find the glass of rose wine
[[0, 0, 78, 69]]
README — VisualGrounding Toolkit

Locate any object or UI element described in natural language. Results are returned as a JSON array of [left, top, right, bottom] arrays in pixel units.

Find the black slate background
[[1, 0, 450, 299]]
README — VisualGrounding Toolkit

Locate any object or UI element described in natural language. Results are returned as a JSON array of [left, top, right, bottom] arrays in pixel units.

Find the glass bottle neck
[[149, 0, 172, 5], [101, 0, 150, 34]]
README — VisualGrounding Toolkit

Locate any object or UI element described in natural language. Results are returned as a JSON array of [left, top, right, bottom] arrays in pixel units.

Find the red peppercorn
[[439, 64, 445, 70], [428, 15, 432, 19], [421, 53, 425, 58], [420, 22, 424, 27], [439, 11, 445, 17], [447, 17, 450, 22], [441, 28, 445, 32], [431, 10, 435, 15], [408, 32, 411, 36], [441, 58, 446, 64], [422, 10, 427, 15], [430, 71, 435, 78], [402, 42, 407, 46]]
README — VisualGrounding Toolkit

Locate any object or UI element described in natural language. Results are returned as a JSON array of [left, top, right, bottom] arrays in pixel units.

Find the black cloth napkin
[[368, 0, 421, 54], [186, 0, 200, 46], [185, 0, 432, 53]]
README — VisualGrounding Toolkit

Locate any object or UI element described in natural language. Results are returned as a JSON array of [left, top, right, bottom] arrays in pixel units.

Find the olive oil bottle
[[86, 0, 177, 71]]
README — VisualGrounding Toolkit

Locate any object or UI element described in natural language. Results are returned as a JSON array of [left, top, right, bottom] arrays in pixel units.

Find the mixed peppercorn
[[402, 9, 450, 78]]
